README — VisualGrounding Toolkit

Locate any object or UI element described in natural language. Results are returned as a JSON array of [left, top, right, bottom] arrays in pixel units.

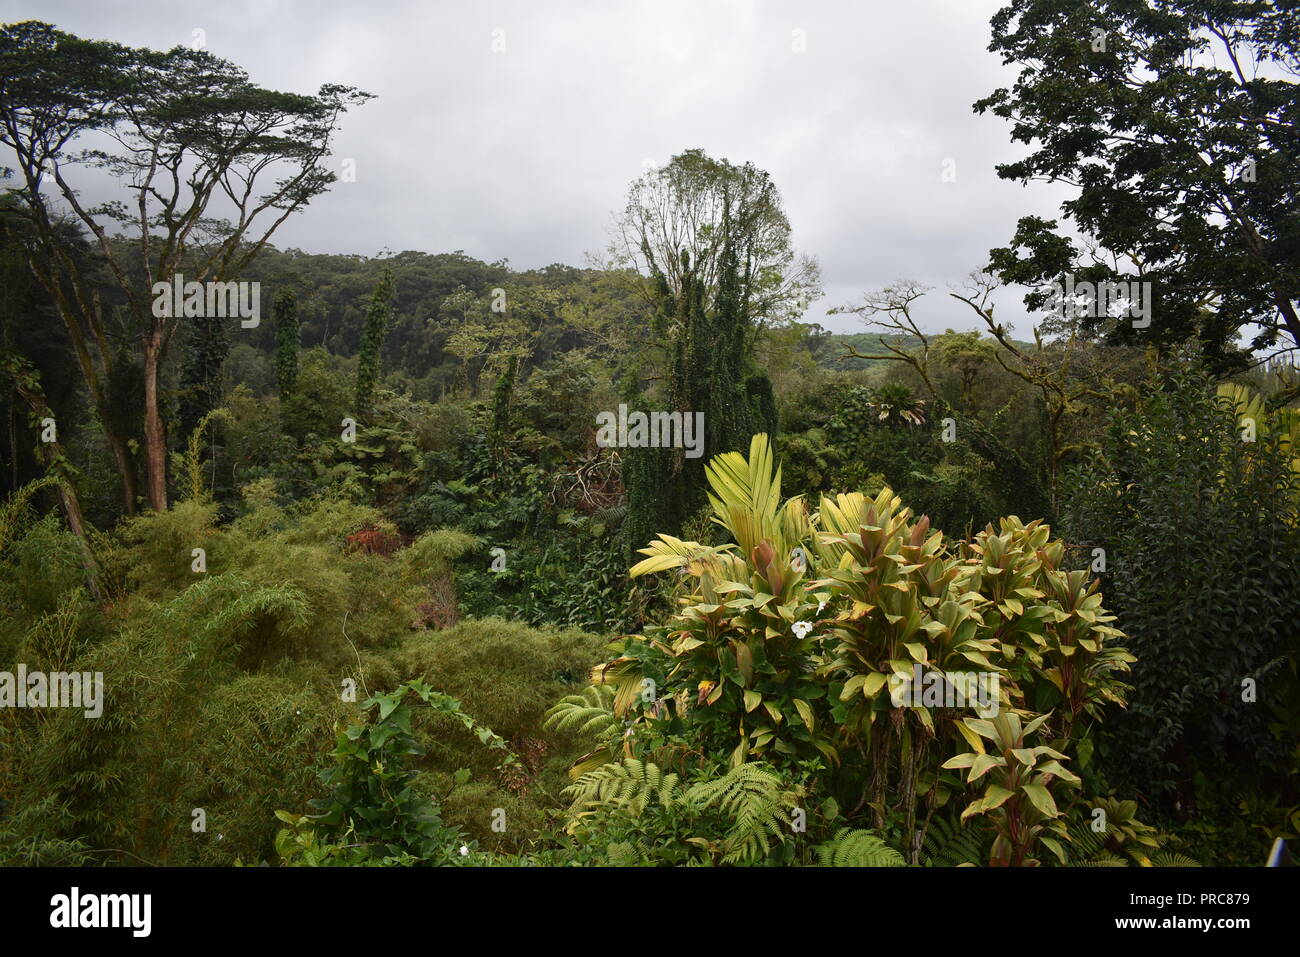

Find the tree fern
[[685, 762, 789, 865], [544, 685, 618, 739], [922, 812, 990, 866], [563, 758, 682, 822], [562, 759, 798, 865], [1150, 851, 1201, 867], [814, 828, 906, 867]]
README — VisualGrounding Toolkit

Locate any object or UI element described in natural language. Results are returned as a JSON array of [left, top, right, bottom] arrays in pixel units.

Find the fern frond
[[685, 763, 788, 865], [815, 828, 906, 867], [1065, 815, 1109, 860], [1069, 852, 1128, 867], [544, 685, 618, 738], [922, 812, 990, 867], [1150, 851, 1201, 867], [563, 758, 682, 830]]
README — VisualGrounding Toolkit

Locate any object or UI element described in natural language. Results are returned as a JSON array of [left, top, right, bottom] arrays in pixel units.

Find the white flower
[[817, 599, 826, 614], [459, 845, 469, 857], [792, 621, 813, 640]]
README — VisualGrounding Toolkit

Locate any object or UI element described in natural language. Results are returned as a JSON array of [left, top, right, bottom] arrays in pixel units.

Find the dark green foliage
[[487, 355, 516, 466], [279, 348, 354, 445], [746, 371, 779, 440], [177, 312, 231, 440], [621, 405, 681, 564], [276, 680, 513, 866], [355, 267, 395, 415], [922, 813, 991, 867], [947, 402, 1054, 524], [1063, 367, 1300, 808], [977, 0, 1300, 369], [802, 386, 1053, 534], [273, 290, 300, 399]]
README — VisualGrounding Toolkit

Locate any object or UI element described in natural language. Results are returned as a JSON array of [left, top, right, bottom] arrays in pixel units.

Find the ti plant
[[626, 434, 833, 767], [811, 486, 1003, 857], [576, 435, 1132, 867], [962, 518, 1134, 744], [942, 711, 1080, 866]]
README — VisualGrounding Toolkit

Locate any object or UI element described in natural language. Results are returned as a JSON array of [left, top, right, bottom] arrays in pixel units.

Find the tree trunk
[[30, 267, 140, 514], [103, 419, 138, 514], [142, 330, 168, 512], [6, 368, 103, 602], [1276, 293, 1300, 354], [52, 474, 103, 604]]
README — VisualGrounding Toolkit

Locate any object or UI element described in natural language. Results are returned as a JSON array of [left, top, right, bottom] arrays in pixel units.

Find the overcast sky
[[1, 0, 1077, 333]]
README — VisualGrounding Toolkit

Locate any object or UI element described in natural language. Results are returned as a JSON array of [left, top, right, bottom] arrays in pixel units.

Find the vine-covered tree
[[273, 290, 301, 399], [611, 148, 821, 338], [613, 151, 820, 542], [177, 313, 231, 440], [355, 267, 394, 414]]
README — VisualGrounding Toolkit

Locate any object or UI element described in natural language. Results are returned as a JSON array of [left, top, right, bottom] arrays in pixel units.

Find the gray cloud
[[1, 0, 1076, 334]]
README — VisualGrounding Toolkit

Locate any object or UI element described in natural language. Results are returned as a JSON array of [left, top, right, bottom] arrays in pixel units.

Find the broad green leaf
[[969, 753, 1005, 782], [982, 784, 1015, 810], [1035, 760, 1080, 784], [1020, 782, 1058, 818], [863, 672, 890, 697], [954, 720, 986, 755], [793, 698, 816, 731], [902, 642, 928, 663]]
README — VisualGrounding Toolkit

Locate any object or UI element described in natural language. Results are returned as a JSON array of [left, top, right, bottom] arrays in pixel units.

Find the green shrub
[[1063, 367, 1300, 807]]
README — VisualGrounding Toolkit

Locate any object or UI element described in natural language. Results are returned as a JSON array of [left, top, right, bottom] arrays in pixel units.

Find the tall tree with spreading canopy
[[976, 0, 1300, 374], [0, 20, 371, 510], [611, 149, 821, 338]]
